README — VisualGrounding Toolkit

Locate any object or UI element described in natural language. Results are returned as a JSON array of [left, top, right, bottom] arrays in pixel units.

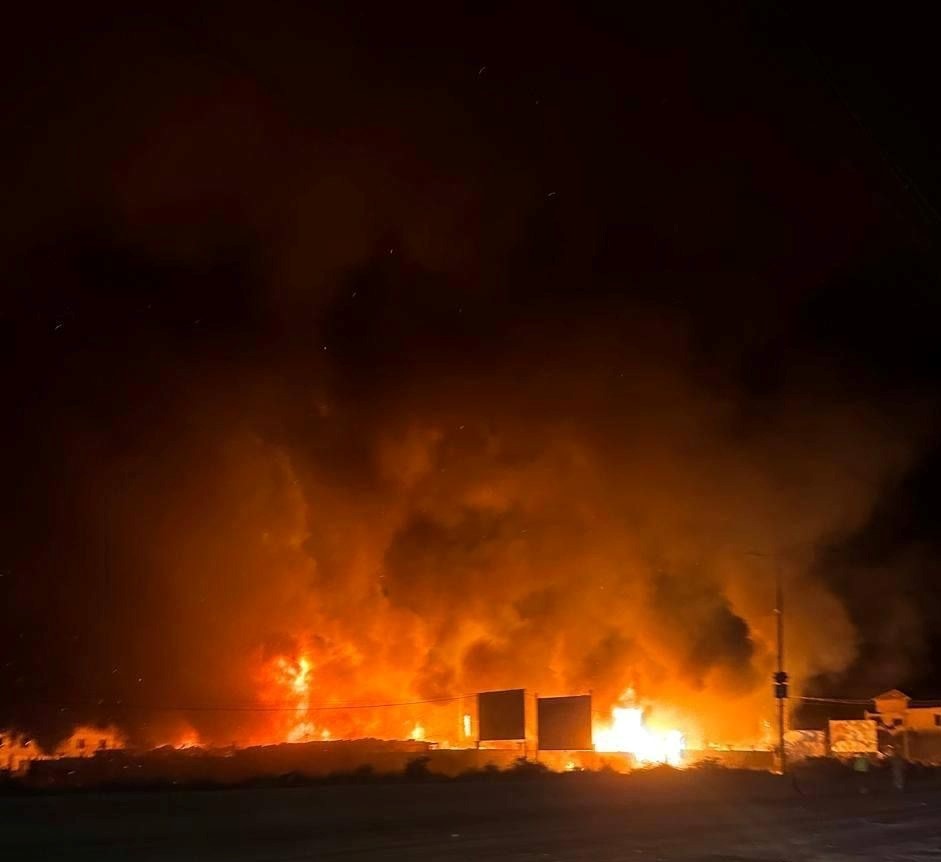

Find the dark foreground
[[2, 771, 940, 861]]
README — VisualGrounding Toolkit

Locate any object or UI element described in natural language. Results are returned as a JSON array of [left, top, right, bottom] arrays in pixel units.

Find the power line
[[795, 696, 941, 707], [17, 693, 941, 714], [19, 695, 474, 714]]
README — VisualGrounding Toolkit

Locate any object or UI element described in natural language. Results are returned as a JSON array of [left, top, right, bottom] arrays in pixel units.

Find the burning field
[[3, 656, 698, 772], [2, 383, 897, 762], [0, 395, 905, 764], [260, 655, 695, 765], [5, 1, 940, 782]]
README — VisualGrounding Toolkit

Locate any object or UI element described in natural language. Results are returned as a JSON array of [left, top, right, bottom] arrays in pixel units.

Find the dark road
[[3, 774, 940, 861]]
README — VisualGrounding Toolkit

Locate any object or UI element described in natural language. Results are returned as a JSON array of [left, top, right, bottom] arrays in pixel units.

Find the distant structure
[[863, 690, 941, 762], [788, 690, 941, 764], [0, 731, 42, 773], [866, 690, 941, 732], [1, 725, 126, 774]]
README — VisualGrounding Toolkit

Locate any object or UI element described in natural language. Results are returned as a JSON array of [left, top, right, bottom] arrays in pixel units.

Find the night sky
[[3, 2, 941, 745]]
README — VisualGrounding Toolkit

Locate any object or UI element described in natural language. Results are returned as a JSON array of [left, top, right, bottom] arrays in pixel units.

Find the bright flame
[[462, 713, 472, 738], [274, 655, 318, 743], [278, 655, 312, 698], [595, 705, 685, 767], [286, 721, 317, 743], [410, 723, 426, 741], [175, 731, 201, 750]]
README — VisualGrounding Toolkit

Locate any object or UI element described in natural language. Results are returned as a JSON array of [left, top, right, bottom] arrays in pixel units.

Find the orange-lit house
[[866, 689, 941, 732]]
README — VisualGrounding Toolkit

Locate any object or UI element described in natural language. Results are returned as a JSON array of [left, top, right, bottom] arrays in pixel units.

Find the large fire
[[262, 653, 474, 746], [266, 654, 687, 766], [594, 705, 686, 767], [2, 654, 702, 774]]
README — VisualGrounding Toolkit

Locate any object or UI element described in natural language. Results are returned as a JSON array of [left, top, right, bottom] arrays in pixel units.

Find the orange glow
[[272, 654, 320, 743], [174, 731, 201, 749], [277, 655, 313, 698], [57, 725, 128, 758], [286, 721, 317, 743], [262, 653, 697, 763], [594, 696, 686, 767]]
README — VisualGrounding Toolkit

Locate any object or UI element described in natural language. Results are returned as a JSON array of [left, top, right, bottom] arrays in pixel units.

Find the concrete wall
[[904, 732, 941, 763], [873, 694, 910, 717], [905, 708, 941, 731]]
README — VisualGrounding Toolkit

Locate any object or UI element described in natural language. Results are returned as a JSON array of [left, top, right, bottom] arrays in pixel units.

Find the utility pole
[[773, 561, 788, 775], [747, 549, 789, 774]]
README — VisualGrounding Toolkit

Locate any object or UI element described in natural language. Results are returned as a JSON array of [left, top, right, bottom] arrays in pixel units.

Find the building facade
[[866, 690, 941, 732]]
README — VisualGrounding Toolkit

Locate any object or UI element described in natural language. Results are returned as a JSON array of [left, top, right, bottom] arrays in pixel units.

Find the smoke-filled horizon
[[3, 3, 941, 749]]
